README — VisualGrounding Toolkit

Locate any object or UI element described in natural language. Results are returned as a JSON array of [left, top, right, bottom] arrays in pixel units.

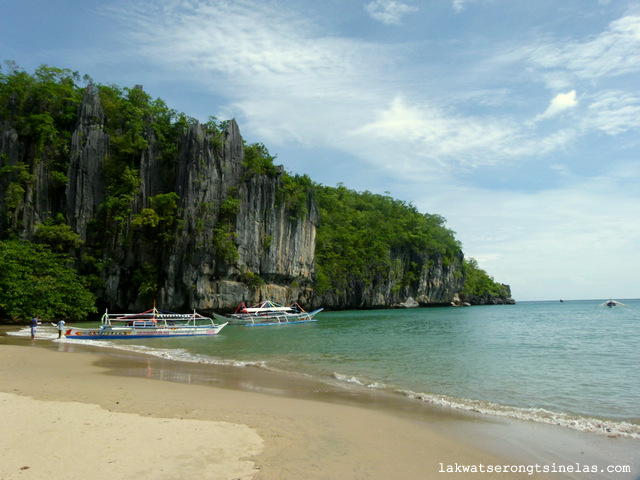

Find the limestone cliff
[[1, 85, 320, 312], [314, 249, 464, 309], [0, 83, 511, 312], [67, 88, 319, 312]]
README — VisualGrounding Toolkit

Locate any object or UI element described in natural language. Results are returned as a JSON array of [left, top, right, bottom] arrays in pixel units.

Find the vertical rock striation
[[66, 85, 108, 239], [0, 85, 492, 312]]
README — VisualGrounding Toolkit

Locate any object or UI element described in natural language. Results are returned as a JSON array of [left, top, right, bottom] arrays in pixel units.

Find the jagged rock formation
[[315, 249, 465, 309], [66, 86, 108, 240], [1, 84, 512, 312], [80, 92, 318, 312]]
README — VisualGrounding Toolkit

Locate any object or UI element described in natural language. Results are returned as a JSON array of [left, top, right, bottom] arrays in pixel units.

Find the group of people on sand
[[30, 317, 65, 340]]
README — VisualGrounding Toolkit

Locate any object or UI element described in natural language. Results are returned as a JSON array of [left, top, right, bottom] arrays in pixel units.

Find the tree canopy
[[462, 258, 510, 299], [0, 239, 96, 322], [314, 183, 462, 292]]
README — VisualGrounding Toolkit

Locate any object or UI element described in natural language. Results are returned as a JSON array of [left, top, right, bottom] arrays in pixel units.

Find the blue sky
[[2, 0, 640, 301]]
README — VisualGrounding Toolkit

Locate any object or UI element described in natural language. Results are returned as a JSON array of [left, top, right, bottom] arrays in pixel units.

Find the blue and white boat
[[218, 300, 323, 326], [64, 307, 227, 339]]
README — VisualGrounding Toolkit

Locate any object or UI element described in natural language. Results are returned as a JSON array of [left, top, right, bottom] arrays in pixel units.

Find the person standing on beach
[[56, 320, 65, 338], [30, 317, 40, 340]]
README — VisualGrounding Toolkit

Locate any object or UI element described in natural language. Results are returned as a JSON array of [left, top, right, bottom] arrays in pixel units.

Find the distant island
[[0, 63, 514, 322]]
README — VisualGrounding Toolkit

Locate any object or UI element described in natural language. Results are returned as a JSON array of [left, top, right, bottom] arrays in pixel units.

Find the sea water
[[11, 299, 640, 438]]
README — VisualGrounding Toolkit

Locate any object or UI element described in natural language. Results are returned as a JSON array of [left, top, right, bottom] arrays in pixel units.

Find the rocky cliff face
[[455, 284, 516, 306], [65, 89, 320, 312], [315, 249, 464, 309], [1, 86, 495, 313], [66, 86, 108, 240]]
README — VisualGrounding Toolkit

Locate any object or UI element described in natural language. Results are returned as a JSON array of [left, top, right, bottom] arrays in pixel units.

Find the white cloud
[[585, 90, 640, 135], [111, 2, 637, 177], [538, 90, 578, 120], [452, 0, 467, 12], [351, 96, 522, 170], [452, 0, 490, 13], [364, 0, 418, 25], [517, 15, 640, 87]]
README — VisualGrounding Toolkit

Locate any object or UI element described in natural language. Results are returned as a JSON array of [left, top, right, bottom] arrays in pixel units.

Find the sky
[[2, 0, 639, 301]]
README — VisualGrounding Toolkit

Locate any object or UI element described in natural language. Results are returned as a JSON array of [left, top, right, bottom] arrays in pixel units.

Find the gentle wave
[[398, 389, 640, 440], [8, 327, 268, 369], [332, 372, 387, 389], [91, 341, 268, 369], [331, 371, 640, 440]]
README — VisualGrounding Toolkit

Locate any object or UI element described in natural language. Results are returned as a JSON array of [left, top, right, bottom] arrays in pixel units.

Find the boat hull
[[220, 308, 324, 326], [64, 323, 227, 339]]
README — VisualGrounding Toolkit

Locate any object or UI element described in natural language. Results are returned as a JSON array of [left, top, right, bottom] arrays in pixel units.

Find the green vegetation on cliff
[[0, 63, 512, 320], [314, 184, 461, 293], [462, 258, 511, 300], [0, 63, 82, 164]]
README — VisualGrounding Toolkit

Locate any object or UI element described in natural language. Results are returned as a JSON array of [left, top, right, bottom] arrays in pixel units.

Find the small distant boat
[[599, 299, 628, 308], [217, 300, 323, 326], [64, 307, 227, 339]]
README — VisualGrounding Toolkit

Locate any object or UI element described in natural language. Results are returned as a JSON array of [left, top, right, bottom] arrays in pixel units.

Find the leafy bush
[[277, 173, 312, 220], [0, 239, 96, 321], [239, 270, 265, 289], [132, 263, 158, 300], [131, 192, 181, 244], [212, 226, 239, 264], [243, 142, 279, 177], [34, 214, 82, 252]]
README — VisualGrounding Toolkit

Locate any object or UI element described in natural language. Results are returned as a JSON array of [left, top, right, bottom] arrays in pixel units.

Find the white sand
[[0, 392, 262, 480]]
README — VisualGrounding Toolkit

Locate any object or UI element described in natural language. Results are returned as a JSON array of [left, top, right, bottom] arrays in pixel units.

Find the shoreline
[[1, 330, 639, 478]]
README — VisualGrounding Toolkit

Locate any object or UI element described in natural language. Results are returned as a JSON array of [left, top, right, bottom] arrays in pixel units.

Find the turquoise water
[[13, 299, 640, 437]]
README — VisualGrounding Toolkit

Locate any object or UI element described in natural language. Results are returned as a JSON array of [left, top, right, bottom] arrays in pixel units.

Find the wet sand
[[1, 330, 638, 479]]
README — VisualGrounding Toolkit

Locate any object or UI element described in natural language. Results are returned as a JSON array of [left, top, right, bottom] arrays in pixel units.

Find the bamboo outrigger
[[64, 307, 227, 339]]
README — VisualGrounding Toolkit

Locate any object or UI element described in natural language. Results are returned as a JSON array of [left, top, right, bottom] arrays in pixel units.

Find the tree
[[243, 142, 279, 177], [462, 258, 510, 298], [0, 239, 96, 322], [0, 63, 82, 163], [34, 214, 82, 252], [314, 184, 462, 292], [131, 192, 181, 245]]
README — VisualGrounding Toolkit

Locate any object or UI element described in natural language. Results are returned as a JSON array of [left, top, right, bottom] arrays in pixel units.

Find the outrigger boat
[[64, 307, 227, 339], [600, 299, 628, 308], [216, 300, 323, 326]]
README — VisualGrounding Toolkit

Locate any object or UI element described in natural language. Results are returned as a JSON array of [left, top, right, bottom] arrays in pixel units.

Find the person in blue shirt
[[30, 317, 40, 340]]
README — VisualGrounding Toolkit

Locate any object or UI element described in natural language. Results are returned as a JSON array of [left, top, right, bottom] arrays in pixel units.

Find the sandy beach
[[1, 333, 638, 479]]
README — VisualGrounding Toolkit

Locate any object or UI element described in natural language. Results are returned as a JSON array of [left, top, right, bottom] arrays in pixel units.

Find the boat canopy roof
[[235, 300, 305, 314], [244, 306, 292, 313], [104, 307, 210, 322]]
